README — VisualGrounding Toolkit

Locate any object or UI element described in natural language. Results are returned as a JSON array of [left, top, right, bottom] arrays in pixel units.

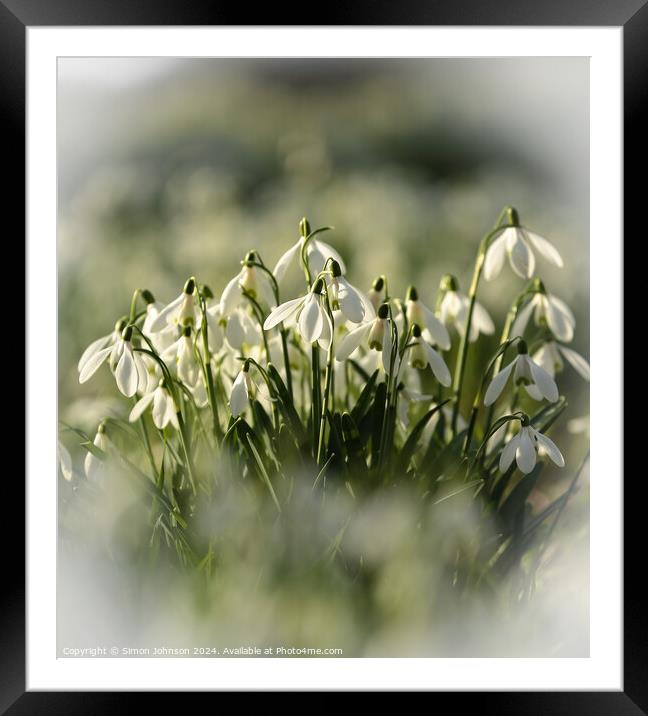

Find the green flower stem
[[311, 346, 321, 458], [132, 395, 158, 483], [317, 292, 335, 466], [481, 285, 533, 448], [129, 289, 141, 322], [280, 328, 293, 400], [451, 207, 511, 436], [198, 296, 223, 443]]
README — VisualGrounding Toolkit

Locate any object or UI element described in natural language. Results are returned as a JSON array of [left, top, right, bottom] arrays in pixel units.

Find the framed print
[[3, 1, 638, 708]]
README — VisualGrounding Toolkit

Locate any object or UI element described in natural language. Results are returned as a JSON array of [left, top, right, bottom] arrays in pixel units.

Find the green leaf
[[498, 462, 544, 530], [369, 382, 387, 469], [350, 369, 379, 423], [398, 399, 451, 475]]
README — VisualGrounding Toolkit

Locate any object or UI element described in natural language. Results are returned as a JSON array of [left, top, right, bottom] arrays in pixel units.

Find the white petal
[[558, 345, 590, 381], [263, 296, 305, 331], [78, 334, 111, 373], [381, 322, 394, 374], [484, 360, 515, 406], [524, 383, 544, 401], [148, 294, 183, 332], [205, 309, 224, 352], [128, 391, 155, 422], [78, 346, 113, 383], [483, 229, 509, 281], [533, 429, 565, 467], [548, 295, 575, 325], [310, 239, 346, 275], [273, 240, 302, 283], [335, 322, 371, 362], [511, 298, 536, 338], [338, 280, 365, 323], [529, 358, 559, 402], [421, 302, 451, 350], [219, 274, 243, 315], [545, 296, 574, 342], [516, 428, 537, 473], [507, 231, 535, 279], [229, 372, 249, 417], [524, 229, 563, 268], [423, 341, 451, 386], [472, 300, 495, 335], [58, 442, 73, 481], [152, 388, 171, 428], [115, 345, 140, 397], [298, 296, 324, 343], [499, 434, 519, 472]]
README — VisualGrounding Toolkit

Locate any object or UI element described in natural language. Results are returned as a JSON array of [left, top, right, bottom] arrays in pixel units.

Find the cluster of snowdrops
[[60, 209, 589, 573]]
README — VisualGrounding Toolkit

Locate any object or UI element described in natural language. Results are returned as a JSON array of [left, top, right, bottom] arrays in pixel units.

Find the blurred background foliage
[[57, 58, 589, 655]]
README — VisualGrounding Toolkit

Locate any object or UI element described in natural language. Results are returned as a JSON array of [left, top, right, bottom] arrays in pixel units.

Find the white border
[[27, 27, 622, 691]]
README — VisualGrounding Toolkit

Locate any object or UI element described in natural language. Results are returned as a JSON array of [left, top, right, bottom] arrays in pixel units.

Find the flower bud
[[312, 278, 324, 294], [377, 303, 389, 319], [440, 274, 458, 292], [372, 276, 385, 292], [517, 339, 528, 355], [406, 285, 418, 302], [201, 284, 214, 300], [507, 207, 520, 226], [183, 277, 196, 295], [299, 217, 311, 238], [331, 260, 342, 278], [412, 323, 422, 338]]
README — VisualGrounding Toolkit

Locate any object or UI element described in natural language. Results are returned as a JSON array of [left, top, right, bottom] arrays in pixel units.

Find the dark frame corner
[[4, 0, 639, 710]]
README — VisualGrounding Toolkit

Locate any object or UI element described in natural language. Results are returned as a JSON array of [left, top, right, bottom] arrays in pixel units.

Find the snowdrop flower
[[512, 283, 576, 343], [336, 303, 393, 372], [407, 324, 452, 386], [484, 339, 559, 406], [79, 324, 148, 398], [77, 317, 127, 381], [148, 277, 200, 332], [264, 278, 332, 346], [484, 209, 563, 281], [129, 380, 179, 430], [220, 251, 275, 315], [532, 341, 590, 381], [141, 290, 176, 351], [499, 415, 565, 474], [405, 286, 451, 351], [438, 274, 494, 342], [327, 260, 368, 324], [273, 218, 345, 282], [162, 326, 200, 386], [58, 441, 73, 482], [367, 276, 386, 313], [229, 360, 268, 418], [84, 422, 110, 482]]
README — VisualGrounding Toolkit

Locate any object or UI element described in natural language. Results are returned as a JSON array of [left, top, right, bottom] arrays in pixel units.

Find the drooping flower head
[[273, 217, 345, 283], [437, 274, 494, 342], [129, 379, 179, 430], [148, 277, 200, 333], [264, 277, 332, 347], [405, 286, 451, 351], [327, 260, 369, 324], [512, 280, 576, 343], [484, 339, 559, 406], [484, 208, 563, 281], [336, 302, 393, 372], [499, 413, 565, 474], [407, 323, 452, 387]]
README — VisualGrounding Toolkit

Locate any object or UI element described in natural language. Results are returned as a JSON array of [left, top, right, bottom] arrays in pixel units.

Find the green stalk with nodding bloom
[[451, 206, 515, 435]]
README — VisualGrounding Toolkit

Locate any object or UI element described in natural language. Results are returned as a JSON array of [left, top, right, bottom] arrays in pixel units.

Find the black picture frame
[[4, 1, 636, 709]]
